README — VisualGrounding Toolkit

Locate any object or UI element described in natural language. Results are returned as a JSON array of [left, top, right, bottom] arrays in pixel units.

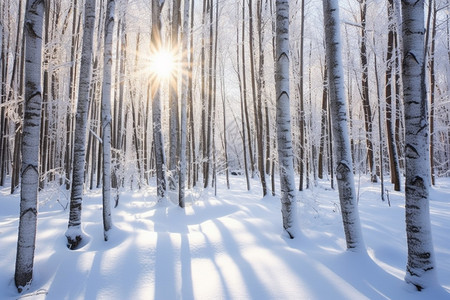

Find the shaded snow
[[1, 176, 450, 299]]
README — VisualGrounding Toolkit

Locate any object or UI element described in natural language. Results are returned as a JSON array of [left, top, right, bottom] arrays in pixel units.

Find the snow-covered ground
[[1, 176, 449, 299]]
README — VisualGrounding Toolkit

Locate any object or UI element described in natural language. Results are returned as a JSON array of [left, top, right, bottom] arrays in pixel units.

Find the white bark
[[401, 0, 438, 290], [152, 0, 167, 200], [179, 0, 190, 208], [101, 0, 115, 241], [275, 0, 298, 239], [15, 0, 45, 291], [66, 0, 96, 250], [169, 0, 181, 191], [322, 0, 365, 251]]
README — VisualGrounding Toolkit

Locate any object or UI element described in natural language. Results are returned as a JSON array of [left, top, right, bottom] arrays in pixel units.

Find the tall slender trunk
[[179, 0, 190, 207], [402, 0, 438, 290], [101, 0, 115, 241], [187, 0, 196, 188], [151, 0, 167, 200], [318, 64, 328, 180], [323, 0, 364, 251], [169, 0, 181, 191], [298, 0, 305, 191], [374, 39, 385, 202], [429, 0, 437, 185], [241, 1, 255, 179], [220, 66, 230, 190], [359, 0, 377, 182], [275, 0, 298, 238], [66, 0, 96, 249], [236, 4, 250, 191], [254, 0, 267, 195], [65, 0, 80, 190], [15, 0, 45, 291], [204, 0, 214, 188], [385, 0, 401, 191]]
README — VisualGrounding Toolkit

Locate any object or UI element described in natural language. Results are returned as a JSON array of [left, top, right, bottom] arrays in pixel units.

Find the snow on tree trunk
[[401, 0, 438, 290], [322, 0, 365, 251], [275, 0, 298, 239], [14, 0, 45, 292], [385, 0, 401, 192], [66, 0, 96, 250], [101, 0, 115, 241], [179, 0, 190, 208], [169, 0, 181, 191], [152, 0, 167, 201]]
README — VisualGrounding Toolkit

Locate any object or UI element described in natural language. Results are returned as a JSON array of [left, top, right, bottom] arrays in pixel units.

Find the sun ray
[[149, 48, 176, 80]]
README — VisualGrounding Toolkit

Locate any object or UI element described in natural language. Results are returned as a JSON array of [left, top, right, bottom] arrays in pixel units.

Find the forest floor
[[1, 175, 450, 299]]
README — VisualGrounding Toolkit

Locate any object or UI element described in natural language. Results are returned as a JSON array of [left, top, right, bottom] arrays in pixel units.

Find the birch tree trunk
[[429, 0, 436, 186], [66, 0, 96, 250], [318, 64, 328, 179], [204, 0, 214, 188], [298, 0, 305, 191], [322, 0, 364, 251], [236, 6, 250, 191], [169, 0, 181, 191], [275, 0, 298, 239], [385, 0, 401, 191], [101, 0, 115, 241], [187, 0, 196, 188], [401, 0, 438, 290], [152, 0, 167, 200], [14, 0, 45, 291], [241, 2, 255, 180], [359, 0, 377, 183], [179, 0, 190, 208]]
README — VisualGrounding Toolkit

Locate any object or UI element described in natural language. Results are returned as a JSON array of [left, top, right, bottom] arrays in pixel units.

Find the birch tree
[[101, 0, 115, 240], [385, 0, 401, 191], [322, 0, 364, 251], [179, 0, 190, 207], [66, 0, 96, 250], [152, 0, 167, 200], [275, 0, 298, 239], [359, 0, 377, 183], [401, 0, 438, 290], [169, 0, 181, 191], [14, 0, 45, 291]]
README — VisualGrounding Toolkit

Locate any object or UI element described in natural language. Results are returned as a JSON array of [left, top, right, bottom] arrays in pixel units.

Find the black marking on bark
[[277, 91, 289, 102], [405, 51, 420, 64], [405, 204, 420, 210], [405, 144, 419, 159], [336, 162, 350, 180], [418, 252, 431, 259], [26, 91, 42, 102], [21, 207, 37, 218], [411, 176, 425, 189], [416, 123, 427, 135], [278, 52, 289, 62], [406, 225, 420, 233], [22, 164, 39, 176]]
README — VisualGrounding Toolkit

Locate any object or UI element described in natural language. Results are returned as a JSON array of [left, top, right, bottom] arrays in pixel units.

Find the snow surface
[[1, 176, 450, 299]]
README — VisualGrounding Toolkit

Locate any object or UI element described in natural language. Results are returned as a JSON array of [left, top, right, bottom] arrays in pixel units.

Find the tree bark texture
[[101, 0, 115, 241], [179, 0, 190, 207], [322, 0, 364, 251], [275, 0, 298, 239], [66, 0, 96, 250], [401, 0, 438, 290], [15, 0, 45, 291], [152, 0, 167, 200], [385, 0, 401, 191]]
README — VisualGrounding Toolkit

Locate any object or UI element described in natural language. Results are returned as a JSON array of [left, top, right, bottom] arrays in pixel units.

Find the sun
[[149, 49, 177, 80]]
